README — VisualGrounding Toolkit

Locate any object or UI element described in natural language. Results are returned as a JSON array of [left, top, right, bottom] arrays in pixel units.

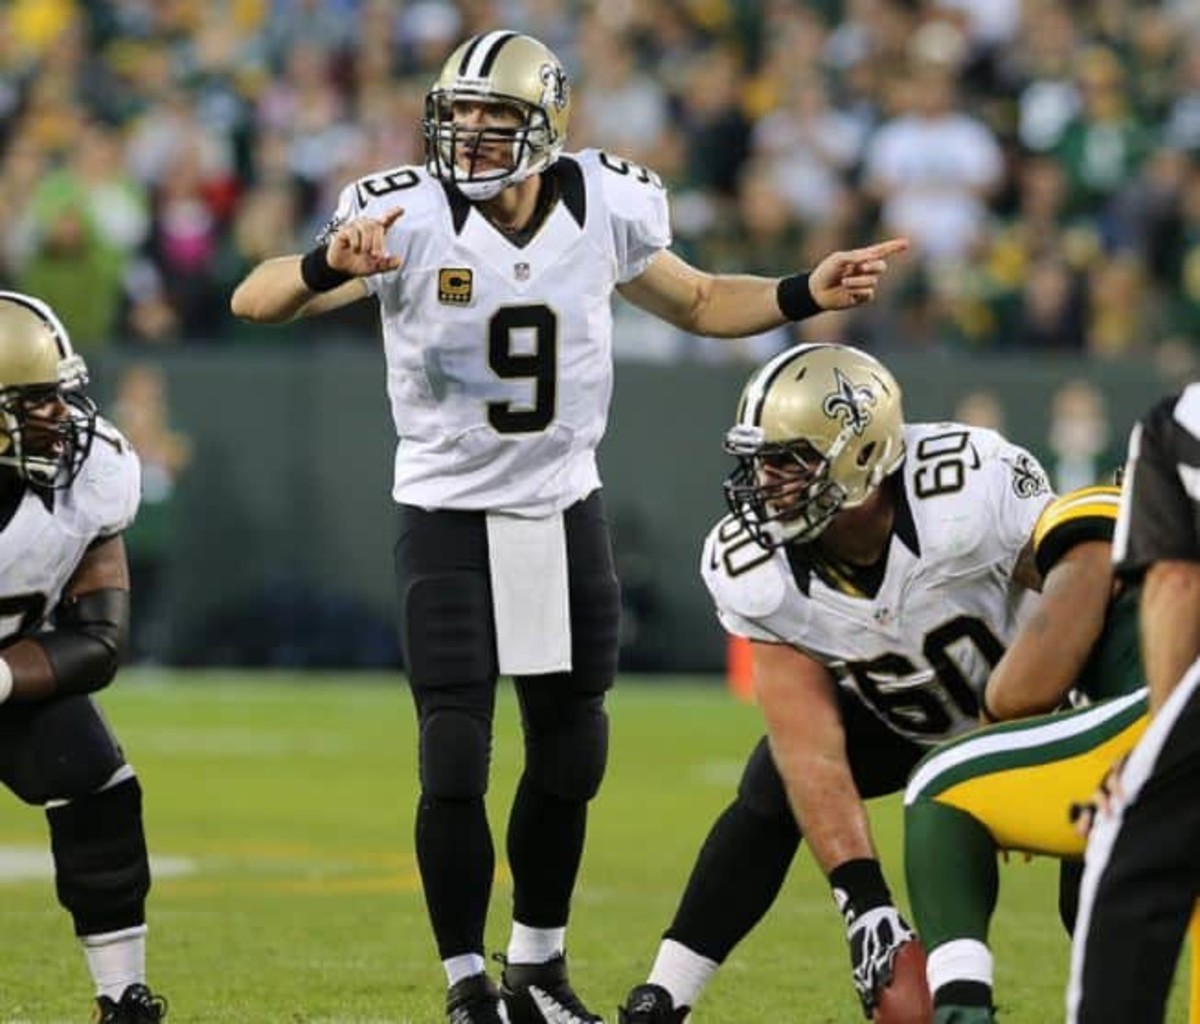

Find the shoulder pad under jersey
[[700, 514, 788, 624], [575, 148, 671, 281], [73, 418, 141, 537]]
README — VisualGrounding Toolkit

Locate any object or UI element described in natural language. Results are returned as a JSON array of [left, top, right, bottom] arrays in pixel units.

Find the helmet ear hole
[[857, 441, 877, 467]]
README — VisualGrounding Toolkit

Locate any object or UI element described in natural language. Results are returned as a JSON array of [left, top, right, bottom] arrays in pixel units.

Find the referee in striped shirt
[[1068, 385, 1200, 1023]]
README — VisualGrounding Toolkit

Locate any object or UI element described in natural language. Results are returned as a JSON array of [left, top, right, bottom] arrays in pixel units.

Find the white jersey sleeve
[[0, 418, 140, 642], [585, 149, 671, 282], [74, 418, 141, 537], [700, 514, 790, 643], [321, 165, 431, 299], [970, 426, 1054, 578]]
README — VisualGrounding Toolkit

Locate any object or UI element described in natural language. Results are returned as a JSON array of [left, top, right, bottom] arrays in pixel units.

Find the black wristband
[[300, 244, 353, 293], [776, 273, 822, 321], [830, 858, 892, 917]]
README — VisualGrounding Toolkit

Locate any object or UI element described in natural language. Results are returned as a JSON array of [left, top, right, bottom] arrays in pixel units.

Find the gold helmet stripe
[[0, 290, 74, 360], [459, 30, 520, 80], [738, 343, 834, 429]]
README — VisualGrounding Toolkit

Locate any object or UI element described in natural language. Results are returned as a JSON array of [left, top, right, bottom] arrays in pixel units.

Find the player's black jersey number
[[913, 429, 979, 499], [488, 305, 557, 434], [0, 592, 48, 642], [711, 514, 772, 577], [359, 168, 420, 198], [599, 152, 664, 189], [844, 615, 1004, 736]]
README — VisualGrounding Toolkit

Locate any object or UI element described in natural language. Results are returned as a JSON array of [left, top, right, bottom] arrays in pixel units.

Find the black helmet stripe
[[459, 31, 520, 79], [739, 343, 834, 428]]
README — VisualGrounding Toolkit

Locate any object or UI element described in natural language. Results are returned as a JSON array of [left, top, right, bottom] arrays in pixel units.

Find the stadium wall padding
[[91, 347, 1176, 672]]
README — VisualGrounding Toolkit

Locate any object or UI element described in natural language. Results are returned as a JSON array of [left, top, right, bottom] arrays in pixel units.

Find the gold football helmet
[[724, 343, 906, 548], [0, 291, 95, 487], [423, 31, 570, 200]]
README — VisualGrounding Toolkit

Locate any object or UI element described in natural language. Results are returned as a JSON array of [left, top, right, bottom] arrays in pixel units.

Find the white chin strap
[[454, 158, 542, 201], [455, 177, 510, 201]]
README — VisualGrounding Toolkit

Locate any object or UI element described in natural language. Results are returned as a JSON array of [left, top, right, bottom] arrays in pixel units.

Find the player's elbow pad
[[38, 589, 130, 694]]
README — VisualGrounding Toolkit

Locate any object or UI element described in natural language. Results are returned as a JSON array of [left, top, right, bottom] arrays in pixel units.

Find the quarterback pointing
[[231, 30, 907, 1024], [0, 292, 166, 1023]]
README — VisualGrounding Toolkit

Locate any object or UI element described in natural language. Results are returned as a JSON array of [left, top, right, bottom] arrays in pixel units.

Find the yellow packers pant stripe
[[904, 690, 1148, 857]]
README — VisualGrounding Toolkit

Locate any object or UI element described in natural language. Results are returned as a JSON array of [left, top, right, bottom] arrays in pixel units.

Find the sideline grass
[[0, 671, 1186, 1022]]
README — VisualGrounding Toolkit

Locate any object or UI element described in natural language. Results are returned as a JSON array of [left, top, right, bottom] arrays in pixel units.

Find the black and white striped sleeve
[[1113, 385, 1200, 582]]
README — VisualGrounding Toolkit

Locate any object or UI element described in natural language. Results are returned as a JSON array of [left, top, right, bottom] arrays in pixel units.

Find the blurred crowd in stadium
[[2, 0, 1200, 364]]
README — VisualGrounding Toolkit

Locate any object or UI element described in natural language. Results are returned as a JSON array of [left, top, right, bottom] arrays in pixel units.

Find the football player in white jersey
[[231, 30, 907, 1024], [620, 344, 1054, 1023], [0, 293, 167, 1023]]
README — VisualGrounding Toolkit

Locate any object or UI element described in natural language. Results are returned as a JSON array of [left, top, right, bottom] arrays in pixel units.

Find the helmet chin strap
[[453, 151, 551, 202]]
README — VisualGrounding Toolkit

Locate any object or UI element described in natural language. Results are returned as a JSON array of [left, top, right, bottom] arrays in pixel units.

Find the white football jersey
[[0, 417, 140, 644], [702, 422, 1054, 744], [328, 149, 671, 515]]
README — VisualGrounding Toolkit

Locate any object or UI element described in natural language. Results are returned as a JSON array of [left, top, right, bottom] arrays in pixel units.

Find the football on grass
[[874, 939, 933, 1024]]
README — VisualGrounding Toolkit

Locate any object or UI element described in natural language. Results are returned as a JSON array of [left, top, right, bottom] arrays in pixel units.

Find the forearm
[[230, 255, 363, 323], [0, 588, 129, 703], [689, 273, 796, 338], [985, 543, 1113, 719], [1141, 560, 1200, 714], [770, 740, 876, 874]]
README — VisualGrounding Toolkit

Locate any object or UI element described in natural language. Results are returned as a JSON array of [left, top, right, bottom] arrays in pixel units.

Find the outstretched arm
[[753, 639, 926, 1018], [616, 237, 909, 339], [230, 206, 405, 324], [983, 539, 1113, 721], [753, 639, 875, 869]]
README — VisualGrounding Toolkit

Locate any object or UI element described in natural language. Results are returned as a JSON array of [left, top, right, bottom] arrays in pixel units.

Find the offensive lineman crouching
[[0, 292, 167, 1023]]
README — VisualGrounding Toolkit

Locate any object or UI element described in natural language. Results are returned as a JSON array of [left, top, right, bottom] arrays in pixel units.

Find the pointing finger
[[847, 238, 910, 262]]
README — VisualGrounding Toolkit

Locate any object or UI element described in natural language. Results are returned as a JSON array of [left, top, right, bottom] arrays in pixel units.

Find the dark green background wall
[[91, 347, 1177, 672]]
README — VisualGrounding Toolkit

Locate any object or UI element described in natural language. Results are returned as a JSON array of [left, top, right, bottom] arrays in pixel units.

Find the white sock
[[81, 924, 148, 1001], [507, 921, 565, 964], [647, 938, 719, 1009], [927, 938, 994, 995], [444, 953, 488, 987]]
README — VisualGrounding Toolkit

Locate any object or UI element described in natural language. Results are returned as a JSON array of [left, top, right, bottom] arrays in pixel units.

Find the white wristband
[[0, 657, 12, 704]]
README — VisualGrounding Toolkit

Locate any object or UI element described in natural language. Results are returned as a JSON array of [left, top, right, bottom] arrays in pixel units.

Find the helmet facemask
[[722, 344, 906, 551], [423, 32, 570, 202], [0, 368, 96, 489], [724, 425, 857, 549], [423, 91, 557, 201], [0, 294, 96, 490]]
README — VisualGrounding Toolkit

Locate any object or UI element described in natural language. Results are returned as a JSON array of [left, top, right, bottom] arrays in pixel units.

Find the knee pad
[[525, 697, 609, 802], [569, 574, 621, 686], [6, 696, 125, 805], [48, 775, 150, 936], [402, 572, 496, 686], [735, 736, 793, 822], [420, 708, 491, 801]]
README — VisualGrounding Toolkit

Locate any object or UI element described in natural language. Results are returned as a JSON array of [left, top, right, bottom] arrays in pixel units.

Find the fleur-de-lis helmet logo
[[540, 62, 568, 111], [822, 368, 876, 435]]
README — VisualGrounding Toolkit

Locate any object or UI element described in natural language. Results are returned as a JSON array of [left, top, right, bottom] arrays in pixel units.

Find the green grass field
[[0, 672, 1187, 1023]]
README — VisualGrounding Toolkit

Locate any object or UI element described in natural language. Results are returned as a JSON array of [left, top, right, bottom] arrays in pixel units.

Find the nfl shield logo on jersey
[[514, 262, 531, 281]]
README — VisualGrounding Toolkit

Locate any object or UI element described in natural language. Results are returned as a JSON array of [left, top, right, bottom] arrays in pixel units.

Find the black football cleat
[[618, 983, 689, 1023], [498, 953, 603, 1024], [94, 983, 168, 1023], [447, 973, 510, 1024]]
